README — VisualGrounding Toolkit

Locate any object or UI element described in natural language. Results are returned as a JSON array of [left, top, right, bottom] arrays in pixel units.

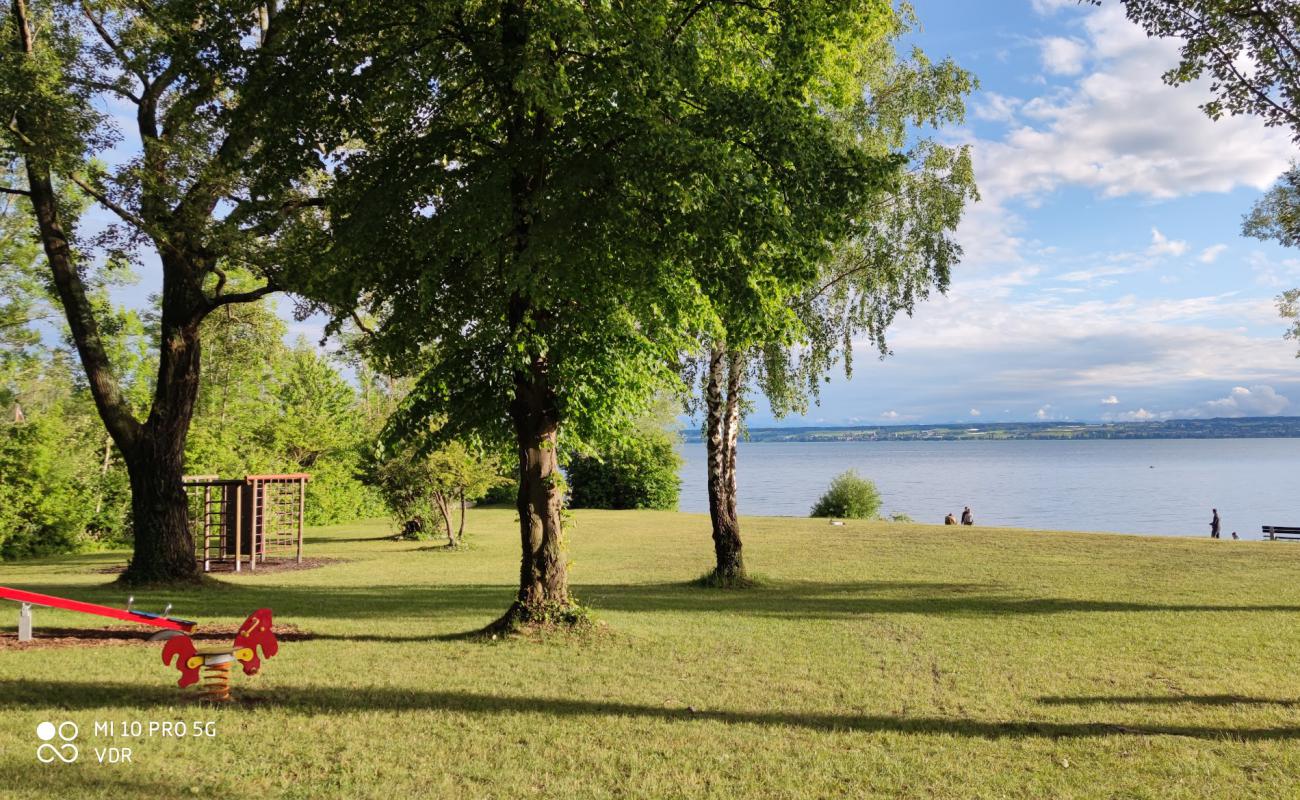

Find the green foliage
[[1245, 166, 1300, 249], [1103, 0, 1299, 141], [0, 409, 96, 558], [1280, 288, 1300, 357], [480, 481, 519, 507], [567, 430, 682, 511], [810, 470, 882, 519], [1243, 166, 1300, 356], [287, 0, 908, 451], [364, 437, 507, 545], [185, 324, 388, 527]]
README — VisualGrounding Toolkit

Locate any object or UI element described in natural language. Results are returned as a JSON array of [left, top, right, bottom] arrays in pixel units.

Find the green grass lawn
[[2, 510, 1300, 799]]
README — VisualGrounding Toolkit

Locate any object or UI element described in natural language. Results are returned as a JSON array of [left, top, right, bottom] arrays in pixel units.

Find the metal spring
[[199, 661, 233, 702]]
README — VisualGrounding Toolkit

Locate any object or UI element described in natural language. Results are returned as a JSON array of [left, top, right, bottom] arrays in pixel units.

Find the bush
[[810, 470, 881, 519], [567, 431, 681, 511], [0, 415, 97, 558], [479, 480, 518, 506]]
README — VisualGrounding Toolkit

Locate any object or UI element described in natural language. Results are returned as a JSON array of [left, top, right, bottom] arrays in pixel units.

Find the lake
[[676, 438, 1298, 537]]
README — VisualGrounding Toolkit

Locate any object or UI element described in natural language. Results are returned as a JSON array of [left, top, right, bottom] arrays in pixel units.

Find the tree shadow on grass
[[1039, 694, 1300, 708], [578, 581, 1300, 620], [3, 679, 1299, 741], [0, 582, 517, 622], [7, 580, 1300, 627]]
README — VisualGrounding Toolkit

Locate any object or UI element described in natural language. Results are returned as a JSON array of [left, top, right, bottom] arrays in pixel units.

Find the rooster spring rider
[[162, 609, 278, 701]]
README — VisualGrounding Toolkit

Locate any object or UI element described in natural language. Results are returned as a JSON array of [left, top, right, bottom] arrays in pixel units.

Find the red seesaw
[[0, 585, 196, 642]]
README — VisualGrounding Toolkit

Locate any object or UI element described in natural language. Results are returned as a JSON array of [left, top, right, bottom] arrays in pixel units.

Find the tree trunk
[[118, 305, 204, 585], [705, 346, 746, 584], [433, 491, 454, 546], [457, 489, 467, 545], [121, 440, 199, 584], [501, 353, 571, 625]]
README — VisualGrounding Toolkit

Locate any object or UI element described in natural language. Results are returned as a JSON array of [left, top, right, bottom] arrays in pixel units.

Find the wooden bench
[[1262, 526, 1300, 541]]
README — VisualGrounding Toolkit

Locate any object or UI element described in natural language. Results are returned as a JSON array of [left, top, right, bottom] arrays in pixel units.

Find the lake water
[[676, 438, 1298, 537]]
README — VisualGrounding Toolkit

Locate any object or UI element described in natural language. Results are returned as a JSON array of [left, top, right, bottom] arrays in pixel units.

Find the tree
[[288, 0, 905, 627], [1101, 2, 1300, 351], [696, 9, 976, 584], [1097, 1, 1298, 141], [366, 438, 506, 548], [1244, 166, 1300, 355], [1, 1, 329, 583]]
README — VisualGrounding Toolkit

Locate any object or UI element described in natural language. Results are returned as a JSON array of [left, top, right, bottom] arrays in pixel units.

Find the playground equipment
[[161, 609, 278, 702], [0, 586, 195, 642], [184, 473, 309, 572]]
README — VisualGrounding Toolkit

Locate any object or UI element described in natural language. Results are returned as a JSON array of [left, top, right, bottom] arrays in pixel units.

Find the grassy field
[[2, 510, 1300, 799]]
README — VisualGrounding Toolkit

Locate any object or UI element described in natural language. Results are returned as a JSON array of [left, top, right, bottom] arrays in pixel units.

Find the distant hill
[[681, 417, 1300, 442]]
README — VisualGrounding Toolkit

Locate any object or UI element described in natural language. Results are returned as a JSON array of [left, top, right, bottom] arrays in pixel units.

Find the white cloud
[[1057, 263, 1141, 283], [1148, 228, 1188, 257], [1031, 0, 1078, 14], [1197, 385, 1290, 417], [1035, 405, 1052, 420], [969, 408, 981, 417], [968, 6, 1292, 209], [1101, 395, 1119, 405], [1198, 244, 1228, 263], [973, 92, 1023, 123], [1040, 37, 1088, 76], [880, 410, 900, 420]]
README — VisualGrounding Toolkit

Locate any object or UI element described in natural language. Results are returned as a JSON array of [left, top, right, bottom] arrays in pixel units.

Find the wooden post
[[202, 484, 211, 573], [234, 483, 243, 573], [18, 603, 31, 642], [250, 479, 258, 571], [297, 477, 305, 564]]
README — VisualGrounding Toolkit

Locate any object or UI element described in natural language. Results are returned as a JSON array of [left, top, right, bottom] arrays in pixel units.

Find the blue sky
[[92, 1, 1300, 427], [748, 0, 1300, 427]]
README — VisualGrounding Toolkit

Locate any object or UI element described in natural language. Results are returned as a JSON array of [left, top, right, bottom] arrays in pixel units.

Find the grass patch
[[2, 509, 1300, 798], [691, 570, 766, 590]]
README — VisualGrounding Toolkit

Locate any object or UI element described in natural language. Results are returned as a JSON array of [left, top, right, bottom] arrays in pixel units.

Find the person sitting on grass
[[944, 513, 958, 525]]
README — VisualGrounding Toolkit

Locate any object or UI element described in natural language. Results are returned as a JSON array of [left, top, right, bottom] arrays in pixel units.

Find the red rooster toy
[[161, 609, 278, 701]]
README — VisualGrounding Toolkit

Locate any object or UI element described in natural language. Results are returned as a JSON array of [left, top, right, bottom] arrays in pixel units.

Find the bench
[[1263, 526, 1300, 541]]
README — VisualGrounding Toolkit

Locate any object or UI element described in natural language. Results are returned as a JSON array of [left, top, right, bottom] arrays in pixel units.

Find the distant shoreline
[[679, 416, 1300, 443]]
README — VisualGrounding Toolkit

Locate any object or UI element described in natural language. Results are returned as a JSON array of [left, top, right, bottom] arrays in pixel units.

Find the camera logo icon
[[36, 721, 79, 764]]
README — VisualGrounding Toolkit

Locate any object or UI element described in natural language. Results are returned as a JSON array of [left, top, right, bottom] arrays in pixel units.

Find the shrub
[[479, 480, 518, 506], [567, 431, 681, 511], [0, 415, 97, 558], [810, 470, 881, 519]]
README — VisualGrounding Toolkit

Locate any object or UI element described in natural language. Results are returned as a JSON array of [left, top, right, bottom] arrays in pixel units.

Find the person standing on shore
[[961, 507, 974, 526], [1210, 509, 1221, 539]]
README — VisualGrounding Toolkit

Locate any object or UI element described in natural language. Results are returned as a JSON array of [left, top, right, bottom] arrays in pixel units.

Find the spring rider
[[161, 609, 278, 701]]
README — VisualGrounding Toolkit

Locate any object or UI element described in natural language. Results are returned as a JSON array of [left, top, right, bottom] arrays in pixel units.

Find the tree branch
[[79, 2, 148, 87], [65, 172, 157, 236], [207, 281, 279, 310], [0, 186, 31, 197]]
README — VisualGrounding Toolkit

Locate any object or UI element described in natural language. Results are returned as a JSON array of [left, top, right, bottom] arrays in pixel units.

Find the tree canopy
[[284, 0, 909, 625], [1098, 0, 1299, 141]]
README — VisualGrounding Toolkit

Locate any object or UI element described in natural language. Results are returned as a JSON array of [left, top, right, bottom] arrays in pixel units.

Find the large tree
[[286, 0, 904, 627], [1099, 0, 1298, 140], [1100, 1, 1300, 349], [0, 1, 326, 582], [697, 11, 976, 584]]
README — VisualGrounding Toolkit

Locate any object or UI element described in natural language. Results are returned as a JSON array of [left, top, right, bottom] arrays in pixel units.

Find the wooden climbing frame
[[184, 473, 309, 572]]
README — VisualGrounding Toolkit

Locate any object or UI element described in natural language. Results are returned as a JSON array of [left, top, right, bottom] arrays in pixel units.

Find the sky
[[747, 0, 1300, 427], [91, 1, 1300, 427]]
